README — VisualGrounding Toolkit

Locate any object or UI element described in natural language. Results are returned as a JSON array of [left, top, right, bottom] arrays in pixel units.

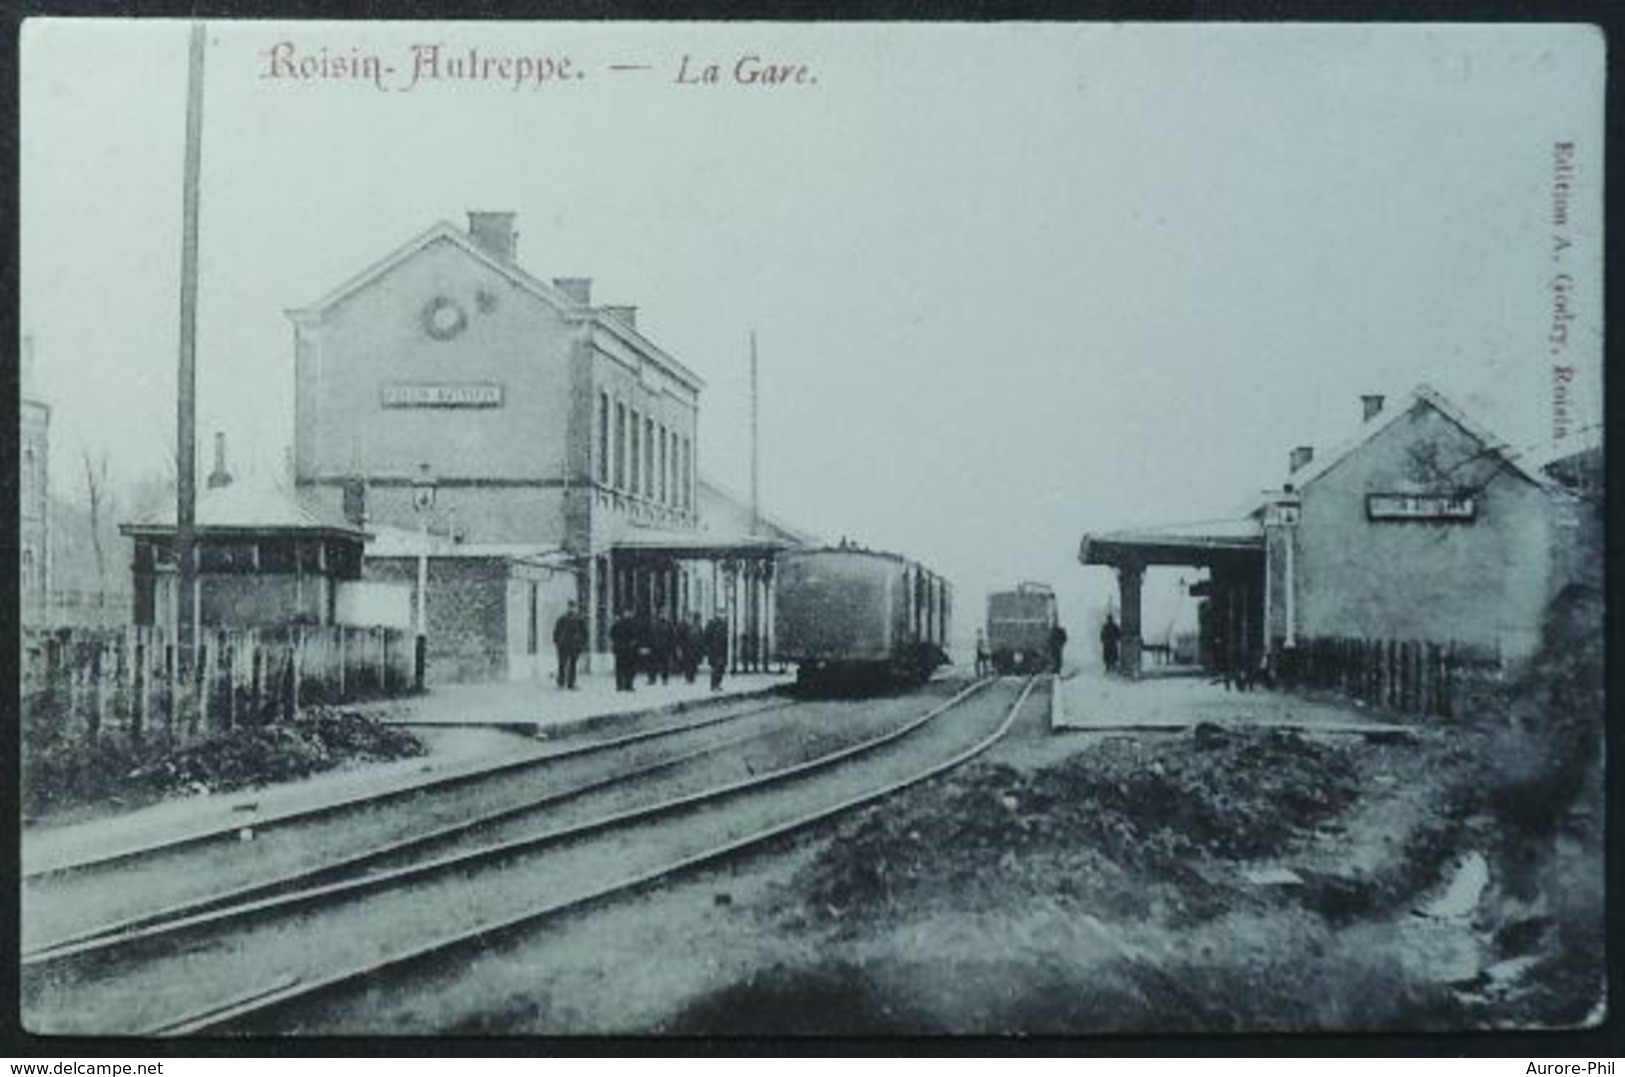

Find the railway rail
[[25, 692, 797, 882], [22, 675, 1041, 1036]]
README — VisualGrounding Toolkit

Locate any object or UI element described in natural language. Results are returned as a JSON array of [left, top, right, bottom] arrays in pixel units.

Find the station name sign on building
[[381, 383, 504, 409], [1365, 492, 1477, 522]]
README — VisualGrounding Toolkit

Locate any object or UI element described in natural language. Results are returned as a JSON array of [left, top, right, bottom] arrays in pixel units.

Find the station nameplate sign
[[1366, 493, 1476, 522], [381, 383, 503, 409]]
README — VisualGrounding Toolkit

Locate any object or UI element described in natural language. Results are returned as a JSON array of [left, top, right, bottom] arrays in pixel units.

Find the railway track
[[23, 693, 811, 950], [25, 692, 796, 881], [22, 674, 1038, 1035]]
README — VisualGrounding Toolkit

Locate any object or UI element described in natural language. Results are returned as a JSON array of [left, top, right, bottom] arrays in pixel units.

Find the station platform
[[21, 671, 791, 877], [350, 670, 793, 735], [1051, 668, 1420, 737]]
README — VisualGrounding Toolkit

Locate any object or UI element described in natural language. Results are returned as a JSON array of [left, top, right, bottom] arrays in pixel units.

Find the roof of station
[[611, 528, 790, 561], [1078, 517, 1263, 568], [121, 481, 366, 540]]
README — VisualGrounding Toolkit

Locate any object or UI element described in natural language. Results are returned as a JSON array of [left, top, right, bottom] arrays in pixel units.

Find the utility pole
[[749, 329, 760, 538], [175, 20, 206, 669]]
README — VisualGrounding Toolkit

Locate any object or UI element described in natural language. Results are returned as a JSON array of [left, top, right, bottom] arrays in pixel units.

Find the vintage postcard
[[17, 19, 1605, 1038]]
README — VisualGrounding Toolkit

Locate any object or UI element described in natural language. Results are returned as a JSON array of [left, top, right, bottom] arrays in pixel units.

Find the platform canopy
[[1078, 517, 1263, 568], [610, 529, 789, 563]]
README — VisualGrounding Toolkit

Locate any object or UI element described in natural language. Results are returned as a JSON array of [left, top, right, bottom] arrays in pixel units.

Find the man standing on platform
[[640, 610, 658, 686], [651, 615, 675, 685], [704, 610, 730, 691], [1049, 621, 1069, 675], [1099, 614, 1121, 674], [610, 608, 639, 692], [675, 614, 699, 684], [552, 600, 588, 690]]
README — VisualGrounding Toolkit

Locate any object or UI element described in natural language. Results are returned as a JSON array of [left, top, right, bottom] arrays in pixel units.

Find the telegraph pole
[[176, 20, 206, 669], [749, 329, 760, 538]]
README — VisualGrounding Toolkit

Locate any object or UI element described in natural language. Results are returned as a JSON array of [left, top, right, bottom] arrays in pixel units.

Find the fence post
[[194, 641, 208, 736], [133, 633, 148, 741], [251, 638, 263, 723], [293, 627, 304, 719], [89, 637, 105, 739]]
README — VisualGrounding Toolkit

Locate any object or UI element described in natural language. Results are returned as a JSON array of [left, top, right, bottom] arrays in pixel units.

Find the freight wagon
[[775, 546, 952, 688]]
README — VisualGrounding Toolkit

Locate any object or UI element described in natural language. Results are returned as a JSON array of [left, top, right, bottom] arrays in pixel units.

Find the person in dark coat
[[637, 612, 658, 686], [651, 615, 675, 685], [704, 612, 730, 691], [1049, 622, 1069, 674], [610, 609, 639, 692], [552, 600, 588, 690], [1099, 615, 1121, 674], [674, 614, 700, 684]]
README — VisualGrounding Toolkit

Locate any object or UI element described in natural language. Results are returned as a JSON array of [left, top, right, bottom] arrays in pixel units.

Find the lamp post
[[411, 464, 437, 691]]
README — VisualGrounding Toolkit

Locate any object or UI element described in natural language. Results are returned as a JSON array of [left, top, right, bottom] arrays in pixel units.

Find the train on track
[[985, 582, 1059, 673], [774, 545, 952, 689]]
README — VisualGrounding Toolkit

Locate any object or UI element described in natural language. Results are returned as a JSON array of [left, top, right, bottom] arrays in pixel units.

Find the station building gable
[[291, 225, 582, 492], [1270, 388, 1575, 663], [1084, 385, 1585, 678]]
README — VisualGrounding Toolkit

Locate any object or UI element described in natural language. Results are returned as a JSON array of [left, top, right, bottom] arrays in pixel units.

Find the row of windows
[[597, 391, 695, 511]]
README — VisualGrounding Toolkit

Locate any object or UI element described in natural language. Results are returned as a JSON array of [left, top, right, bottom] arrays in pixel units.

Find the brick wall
[[365, 556, 512, 683]]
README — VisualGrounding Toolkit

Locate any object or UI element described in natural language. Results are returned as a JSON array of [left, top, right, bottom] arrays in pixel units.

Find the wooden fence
[[21, 625, 417, 744], [1282, 636, 1503, 719]]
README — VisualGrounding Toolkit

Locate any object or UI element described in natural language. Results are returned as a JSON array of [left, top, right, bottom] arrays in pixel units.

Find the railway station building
[[287, 211, 810, 682], [1080, 386, 1593, 680]]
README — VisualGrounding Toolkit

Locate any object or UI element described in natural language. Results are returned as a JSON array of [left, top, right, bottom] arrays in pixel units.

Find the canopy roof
[[121, 481, 365, 540], [1079, 517, 1263, 568]]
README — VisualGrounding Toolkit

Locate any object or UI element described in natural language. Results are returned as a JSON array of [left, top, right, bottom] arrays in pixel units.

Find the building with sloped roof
[[1081, 386, 1591, 678], [286, 211, 812, 680], [121, 463, 369, 629]]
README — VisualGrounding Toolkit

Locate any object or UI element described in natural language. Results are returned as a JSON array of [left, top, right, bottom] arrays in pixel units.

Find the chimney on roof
[[467, 211, 517, 261], [1361, 394, 1386, 422], [1289, 445, 1315, 473], [603, 305, 638, 328], [553, 278, 592, 305], [342, 477, 367, 527], [207, 431, 233, 489]]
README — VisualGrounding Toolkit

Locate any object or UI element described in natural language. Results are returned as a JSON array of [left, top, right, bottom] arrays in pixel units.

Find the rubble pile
[[798, 727, 1360, 924], [25, 709, 425, 817], [125, 708, 427, 797]]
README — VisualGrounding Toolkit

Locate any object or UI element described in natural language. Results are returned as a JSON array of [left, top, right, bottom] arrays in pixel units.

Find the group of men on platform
[[550, 601, 733, 693]]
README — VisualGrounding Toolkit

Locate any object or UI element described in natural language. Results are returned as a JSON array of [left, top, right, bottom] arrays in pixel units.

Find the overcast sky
[[20, 20, 1605, 643]]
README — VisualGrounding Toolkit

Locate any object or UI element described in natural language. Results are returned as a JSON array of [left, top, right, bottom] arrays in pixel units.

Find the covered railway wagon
[[775, 547, 952, 687], [987, 582, 1058, 673]]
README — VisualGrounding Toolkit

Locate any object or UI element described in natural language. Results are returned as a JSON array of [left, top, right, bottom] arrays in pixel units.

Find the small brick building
[[361, 526, 578, 684]]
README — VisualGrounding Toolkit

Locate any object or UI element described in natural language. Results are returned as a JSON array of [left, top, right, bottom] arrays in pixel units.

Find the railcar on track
[[774, 546, 952, 689], [986, 582, 1058, 673]]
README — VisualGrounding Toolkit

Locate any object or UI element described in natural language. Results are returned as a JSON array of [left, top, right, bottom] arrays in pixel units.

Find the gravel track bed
[[22, 698, 792, 950], [22, 679, 995, 1034]]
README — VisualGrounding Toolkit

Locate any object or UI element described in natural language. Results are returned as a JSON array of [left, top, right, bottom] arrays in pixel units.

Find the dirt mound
[[126, 708, 426, 794], [24, 709, 426, 818], [796, 727, 1360, 928]]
